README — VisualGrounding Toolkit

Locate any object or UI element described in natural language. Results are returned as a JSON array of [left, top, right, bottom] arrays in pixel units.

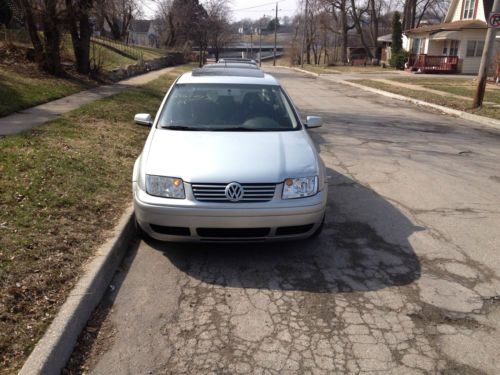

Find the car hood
[[145, 130, 319, 183]]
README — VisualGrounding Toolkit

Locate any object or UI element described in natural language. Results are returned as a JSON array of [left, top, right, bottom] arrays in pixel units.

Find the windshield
[[157, 84, 300, 131]]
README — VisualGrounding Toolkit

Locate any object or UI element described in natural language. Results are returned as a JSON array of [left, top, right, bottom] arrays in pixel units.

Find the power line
[[232, 0, 285, 12]]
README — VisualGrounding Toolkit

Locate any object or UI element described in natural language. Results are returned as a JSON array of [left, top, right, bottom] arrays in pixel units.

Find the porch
[[406, 54, 459, 73]]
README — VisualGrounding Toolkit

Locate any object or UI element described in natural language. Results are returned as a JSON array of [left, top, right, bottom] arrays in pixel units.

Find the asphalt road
[[70, 68, 500, 374]]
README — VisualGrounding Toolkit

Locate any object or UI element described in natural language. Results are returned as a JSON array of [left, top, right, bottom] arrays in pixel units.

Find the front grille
[[191, 183, 276, 202], [197, 227, 270, 238]]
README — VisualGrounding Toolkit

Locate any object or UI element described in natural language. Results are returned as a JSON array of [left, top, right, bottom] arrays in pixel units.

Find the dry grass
[[352, 79, 500, 120], [0, 62, 95, 117], [0, 66, 188, 374], [388, 77, 500, 105]]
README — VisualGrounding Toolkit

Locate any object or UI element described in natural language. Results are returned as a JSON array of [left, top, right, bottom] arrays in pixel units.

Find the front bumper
[[133, 183, 327, 242]]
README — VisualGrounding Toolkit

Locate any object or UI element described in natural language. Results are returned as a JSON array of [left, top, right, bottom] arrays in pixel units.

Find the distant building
[[128, 20, 159, 48]]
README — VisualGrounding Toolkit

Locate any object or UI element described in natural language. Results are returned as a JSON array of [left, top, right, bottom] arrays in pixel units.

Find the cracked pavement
[[68, 68, 500, 374]]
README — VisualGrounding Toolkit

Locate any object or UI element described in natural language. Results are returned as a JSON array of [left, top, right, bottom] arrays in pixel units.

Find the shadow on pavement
[[146, 169, 423, 294]]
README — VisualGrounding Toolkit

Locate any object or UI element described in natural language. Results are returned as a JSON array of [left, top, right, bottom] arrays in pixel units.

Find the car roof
[[218, 58, 257, 65], [203, 62, 259, 70], [177, 68, 279, 86]]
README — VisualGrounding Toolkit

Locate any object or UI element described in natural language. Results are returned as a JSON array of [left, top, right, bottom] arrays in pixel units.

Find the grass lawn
[[323, 65, 397, 74], [388, 77, 500, 105], [352, 79, 500, 120], [89, 37, 167, 62], [0, 65, 95, 117], [271, 60, 398, 75], [60, 36, 137, 70], [0, 65, 189, 374]]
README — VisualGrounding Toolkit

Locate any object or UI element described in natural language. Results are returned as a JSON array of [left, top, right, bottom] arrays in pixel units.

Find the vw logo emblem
[[225, 182, 244, 202]]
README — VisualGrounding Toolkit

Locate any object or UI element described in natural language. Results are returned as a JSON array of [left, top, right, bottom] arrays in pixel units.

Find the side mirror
[[134, 113, 152, 127], [305, 115, 323, 128]]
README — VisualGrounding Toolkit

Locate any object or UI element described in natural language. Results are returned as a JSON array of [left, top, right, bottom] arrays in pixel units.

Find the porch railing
[[408, 54, 459, 73]]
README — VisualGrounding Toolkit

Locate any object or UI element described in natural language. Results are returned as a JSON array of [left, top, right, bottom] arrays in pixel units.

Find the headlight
[[146, 175, 185, 198], [282, 176, 318, 199]]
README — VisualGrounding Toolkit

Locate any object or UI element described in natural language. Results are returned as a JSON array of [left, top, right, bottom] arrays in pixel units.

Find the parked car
[[133, 66, 327, 242], [205, 62, 259, 70], [218, 58, 258, 66]]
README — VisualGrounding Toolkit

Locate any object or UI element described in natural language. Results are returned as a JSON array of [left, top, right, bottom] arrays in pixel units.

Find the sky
[[141, 0, 300, 21], [230, 0, 300, 21]]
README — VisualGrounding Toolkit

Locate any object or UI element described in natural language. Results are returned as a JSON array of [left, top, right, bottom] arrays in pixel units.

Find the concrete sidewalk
[[0, 66, 175, 136]]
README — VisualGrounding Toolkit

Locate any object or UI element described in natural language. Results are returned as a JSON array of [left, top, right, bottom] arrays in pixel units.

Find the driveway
[[69, 68, 500, 374]]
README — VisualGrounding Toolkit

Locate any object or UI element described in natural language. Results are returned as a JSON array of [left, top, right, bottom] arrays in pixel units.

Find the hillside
[[0, 34, 171, 117]]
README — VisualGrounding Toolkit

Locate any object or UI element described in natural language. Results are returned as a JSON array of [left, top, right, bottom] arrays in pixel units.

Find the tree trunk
[[340, 1, 348, 64], [42, 0, 62, 75], [105, 15, 122, 40], [350, 0, 373, 60], [66, 0, 92, 74], [19, 0, 44, 67], [370, 0, 378, 57]]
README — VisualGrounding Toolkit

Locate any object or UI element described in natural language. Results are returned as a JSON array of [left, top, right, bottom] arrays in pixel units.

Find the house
[[405, 0, 498, 74], [377, 33, 410, 65], [128, 20, 159, 48]]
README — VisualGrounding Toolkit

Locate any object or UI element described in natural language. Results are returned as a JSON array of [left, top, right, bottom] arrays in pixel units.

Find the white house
[[128, 20, 159, 48], [405, 0, 498, 74]]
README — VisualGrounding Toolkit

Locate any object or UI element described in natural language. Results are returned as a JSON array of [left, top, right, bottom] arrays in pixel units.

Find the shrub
[[390, 50, 409, 70]]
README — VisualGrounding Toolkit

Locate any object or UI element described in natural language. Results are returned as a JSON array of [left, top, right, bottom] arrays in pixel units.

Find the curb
[[19, 206, 136, 375], [338, 80, 500, 131], [273, 65, 320, 77]]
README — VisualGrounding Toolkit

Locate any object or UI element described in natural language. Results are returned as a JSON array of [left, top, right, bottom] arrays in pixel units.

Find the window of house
[[411, 38, 421, 54], [466, 40, 484, 57], [463, 0, 475, 19], [412, 38, 426, 54], [449, 40, 459, 55]]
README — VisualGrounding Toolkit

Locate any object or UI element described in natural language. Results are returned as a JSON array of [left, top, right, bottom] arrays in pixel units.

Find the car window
[[157, 84, 300, 131]]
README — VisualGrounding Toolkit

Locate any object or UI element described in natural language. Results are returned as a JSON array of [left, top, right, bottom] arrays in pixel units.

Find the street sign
[[488, 12, 500, 28]]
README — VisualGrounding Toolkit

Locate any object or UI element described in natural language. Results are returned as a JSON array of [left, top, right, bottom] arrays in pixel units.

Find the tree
[[267, 17, 280, 31], [205, 0, 232, 62], [16, 0, 63, 75], [98, 0, 138, 40], [349, 0, 374, 60], [390, 11, 406, 69], [402, 0, 450, 30], [391, 11, 402, 54], [65, 0, 93, 74], [0, 0, 13, 45]]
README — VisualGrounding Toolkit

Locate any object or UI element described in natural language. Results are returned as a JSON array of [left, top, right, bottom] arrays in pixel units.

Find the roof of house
[[406, 19, 487, 35], [130, 20, 151, 33], [377, 34, 393, 43]]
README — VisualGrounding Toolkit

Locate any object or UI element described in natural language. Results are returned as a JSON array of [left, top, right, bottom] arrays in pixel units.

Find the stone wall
[[108, 52, 184, 81]]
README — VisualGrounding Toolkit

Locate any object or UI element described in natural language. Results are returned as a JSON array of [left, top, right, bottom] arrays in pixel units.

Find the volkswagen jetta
[[132, 67, 327, 242]]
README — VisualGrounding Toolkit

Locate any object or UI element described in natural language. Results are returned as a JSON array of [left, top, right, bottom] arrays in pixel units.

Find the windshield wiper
[[210, 127, 267, 132], [161, 125, 204, 131]]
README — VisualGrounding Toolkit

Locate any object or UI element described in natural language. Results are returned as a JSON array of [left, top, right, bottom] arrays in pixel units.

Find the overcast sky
[[142, 0, 300, 21], [230, 0, 299, 21]]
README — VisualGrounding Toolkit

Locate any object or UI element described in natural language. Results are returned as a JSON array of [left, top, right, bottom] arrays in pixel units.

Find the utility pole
[[259, 17, 263, 67], [473, 0, 500, 108], [250, 31, 253, 59], [300, 0, 308, 68], [273, 2, 278, 66]]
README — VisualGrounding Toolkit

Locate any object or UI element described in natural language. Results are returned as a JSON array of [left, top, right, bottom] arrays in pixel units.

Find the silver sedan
[[132, 67, 327, 242]]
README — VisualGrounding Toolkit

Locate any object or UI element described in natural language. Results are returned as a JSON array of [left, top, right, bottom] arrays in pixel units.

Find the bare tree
[[65, 0, 93, 74], [97, 0, 139, 40], [205, 0, 232, 62], [16, 0, 64, 74], [402, 0, 449, 29]]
